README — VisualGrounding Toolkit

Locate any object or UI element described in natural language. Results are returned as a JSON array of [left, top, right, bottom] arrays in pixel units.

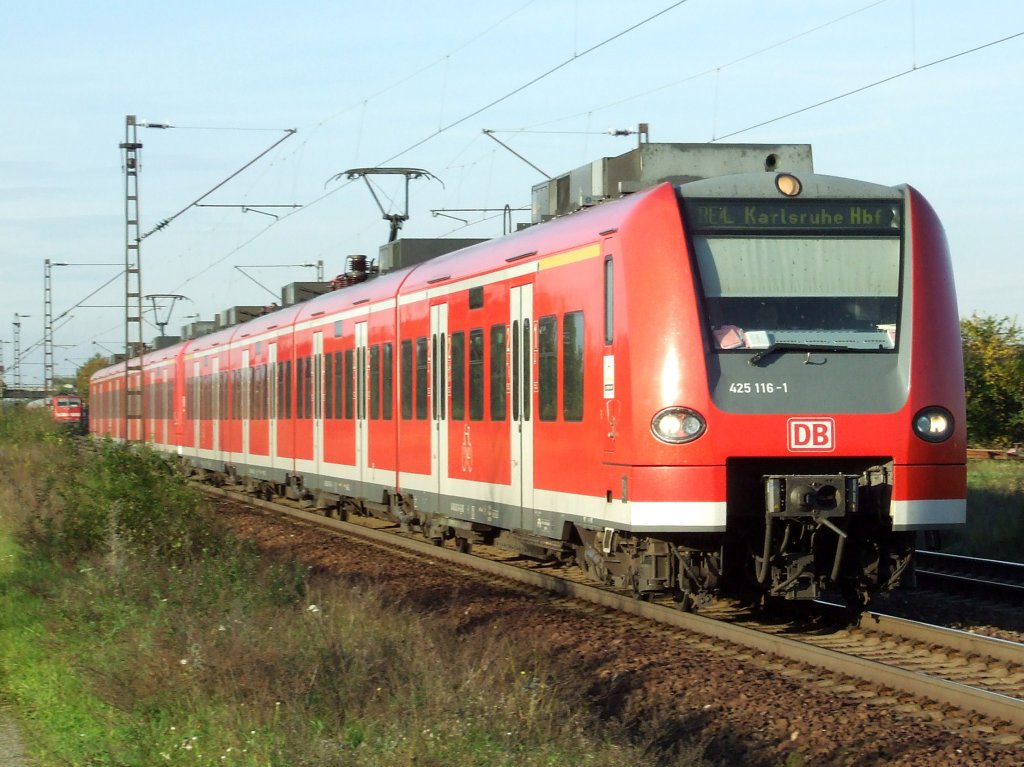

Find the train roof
[[89, 182, 673, 384], [401, 182, 667, 294]]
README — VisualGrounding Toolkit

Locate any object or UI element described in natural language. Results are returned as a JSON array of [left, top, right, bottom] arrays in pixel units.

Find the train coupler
[[758, 474, 858, 599]]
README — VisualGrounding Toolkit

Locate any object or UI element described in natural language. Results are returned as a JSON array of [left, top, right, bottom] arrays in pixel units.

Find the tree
[[75, 354, 110, 409], [961, 314, 1024, 447]]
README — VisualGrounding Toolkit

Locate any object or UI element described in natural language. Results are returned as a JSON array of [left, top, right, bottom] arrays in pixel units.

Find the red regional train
[[90, 144, 966, 609]]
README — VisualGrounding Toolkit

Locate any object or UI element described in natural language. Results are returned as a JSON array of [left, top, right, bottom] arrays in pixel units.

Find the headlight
[[651, 407, 706, 444], [913, 407, 954, 443]]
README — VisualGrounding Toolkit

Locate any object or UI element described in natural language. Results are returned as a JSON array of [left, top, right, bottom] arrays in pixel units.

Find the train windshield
[[693, 236, 901, 352], [684, 196, 904, 353]]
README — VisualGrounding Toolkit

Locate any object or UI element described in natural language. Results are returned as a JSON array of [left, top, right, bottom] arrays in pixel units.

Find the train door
[[212, 357, 220, 454], [511, 285, 535, 528], [241, 349, 251, 465], [161, 367, 170, 445], [431, 303, 449, 500], [312, 331, 324, 481], [268, 342, 278, 471], [191, 360, 200, 455], [355, 321, 368, 493]]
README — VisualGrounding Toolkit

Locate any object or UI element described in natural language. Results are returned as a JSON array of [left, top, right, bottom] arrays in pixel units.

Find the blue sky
[[2, 0, 1022, 382]]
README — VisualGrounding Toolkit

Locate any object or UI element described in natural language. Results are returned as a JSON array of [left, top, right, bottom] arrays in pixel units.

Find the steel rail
[[914, 550, 1024, 603], [856, 611, 1024, 666]]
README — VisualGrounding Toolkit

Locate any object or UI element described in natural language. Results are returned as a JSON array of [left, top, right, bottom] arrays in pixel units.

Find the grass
[[941, 458, 1024, 560], [0, 409, 711, 766], [3, 405, 1022, 765]]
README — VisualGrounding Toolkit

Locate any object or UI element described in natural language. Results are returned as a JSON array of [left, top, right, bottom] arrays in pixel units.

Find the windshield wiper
[[748, 342, 851, 366]]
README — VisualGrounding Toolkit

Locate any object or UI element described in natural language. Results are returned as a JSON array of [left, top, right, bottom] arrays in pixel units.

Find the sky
[[1, 0, 1022, 384]]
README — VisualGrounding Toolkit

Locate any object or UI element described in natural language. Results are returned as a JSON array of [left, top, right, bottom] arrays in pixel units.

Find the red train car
[[51, 393, 84, 428], [91, 144, 966, 609]]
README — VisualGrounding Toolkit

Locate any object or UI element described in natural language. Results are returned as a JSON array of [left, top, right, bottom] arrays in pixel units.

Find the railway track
[[202, 485, 1024, 737], [914, 550, 1024, 601]]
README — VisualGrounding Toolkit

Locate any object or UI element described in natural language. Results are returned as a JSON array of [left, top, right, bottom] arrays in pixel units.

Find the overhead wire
[[714, 30, 1024, 140], [38, 3, 1023, 380], [147, 3, 1022, 304], [522, 0, 890, 130], [156, 0, 694, 301]]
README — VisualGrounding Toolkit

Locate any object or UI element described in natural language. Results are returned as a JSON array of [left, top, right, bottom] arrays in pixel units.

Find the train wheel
[[455, 536, 471, 554], [673, 591, 695, 612], [841, 581, 869, 612]]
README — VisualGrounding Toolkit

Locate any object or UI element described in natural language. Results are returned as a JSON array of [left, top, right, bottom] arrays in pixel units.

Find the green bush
[[31, 438, 217, 564]]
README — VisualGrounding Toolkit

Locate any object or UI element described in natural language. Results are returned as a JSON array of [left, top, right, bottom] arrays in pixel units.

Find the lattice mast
[[43, 260, 54, 396], [119, 115, 145, 440]]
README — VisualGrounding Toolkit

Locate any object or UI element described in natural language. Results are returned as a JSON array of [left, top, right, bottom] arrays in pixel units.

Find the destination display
[[684, 199, 902, 234]]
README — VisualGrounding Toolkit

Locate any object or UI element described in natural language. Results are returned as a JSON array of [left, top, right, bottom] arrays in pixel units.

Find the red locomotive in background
[[90, 143, 966, 609], [51, 393, 85, 429]]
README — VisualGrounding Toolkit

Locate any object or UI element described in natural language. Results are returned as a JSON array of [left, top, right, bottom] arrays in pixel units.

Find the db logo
[[788, 418, 835, 452]]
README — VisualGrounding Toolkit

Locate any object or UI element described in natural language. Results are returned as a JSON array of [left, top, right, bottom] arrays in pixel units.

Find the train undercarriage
[[209, 458, 914, 612]]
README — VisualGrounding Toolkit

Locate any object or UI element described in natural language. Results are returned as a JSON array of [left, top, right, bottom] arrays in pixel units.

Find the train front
[[667, 171, 966, 607]]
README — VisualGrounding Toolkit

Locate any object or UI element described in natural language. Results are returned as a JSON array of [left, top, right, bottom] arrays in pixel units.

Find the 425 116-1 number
[[729, 382, 789, 394]]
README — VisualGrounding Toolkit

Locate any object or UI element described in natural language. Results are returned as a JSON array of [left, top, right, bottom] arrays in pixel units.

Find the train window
[[283, 360, 292, 420], [333, 351, 344, 420], [267, 364, 273, 420], [370, 344, 381, 420], [383, 343, 393, 420], [305, 356, 312, 419], [513, 322, 519, 422], [207, 374, 214, 422], [261, 364, 269, 421], [324, 353, 334, 420], [247, 367, 254, 421], [523, 318, 531, 422], [357, 347, 366, 420], [200, 374, 208, 422], [694, 236, 901, 351], [431, 334, 438, 421], [604, 257, 613, 345], [253, 366, 261, 421], [276, 362, 282, 420], [490, 324, 507, 421], [220, 372, 227, 422], [314, 355, 322, 420], [469, 286, 484, 309], [450, 331, 465, 420], [538, 315, 558, 421], [469, 328, 484, 421], [334, 320, 343, 338], [243, 368, 249, 421], [400, 340, 413, 420], [286, 360, 294, 420], [344, 349, 355, 420], [439, 333, 446, 421], [415, 337, 428, 420], [295, 358, 305, 420], [563, 311, 584, 421]]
